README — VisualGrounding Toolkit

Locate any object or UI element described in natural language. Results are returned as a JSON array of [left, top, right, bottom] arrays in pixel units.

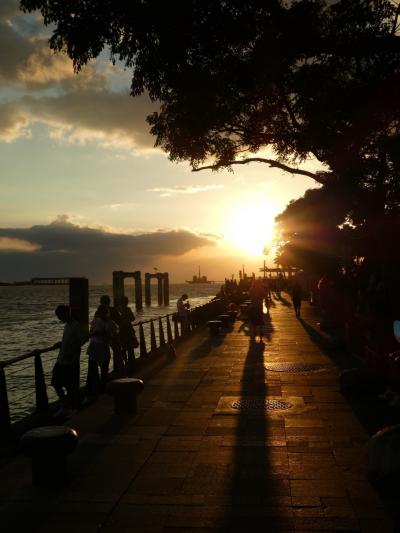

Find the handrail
[[0, 345, 60, 369], [0, 297, 225, 434]]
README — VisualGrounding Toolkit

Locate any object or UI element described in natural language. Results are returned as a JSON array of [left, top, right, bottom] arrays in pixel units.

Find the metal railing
[[0, 298, 224, 434]]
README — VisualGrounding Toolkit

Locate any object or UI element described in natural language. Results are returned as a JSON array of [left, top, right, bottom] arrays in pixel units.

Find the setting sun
[[223, 202, 276, 257]]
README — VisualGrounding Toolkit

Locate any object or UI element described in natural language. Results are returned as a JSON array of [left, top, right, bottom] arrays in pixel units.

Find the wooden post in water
[[112, 271, 125, 309], [34, 353, 48, 413], [0, 366, 11, 436], [145, 273, 151, 306], [134, 271, 143, 310], [163, 272, 169, 305], [157, 273, 163, 306], [69, 277, 89, 333]]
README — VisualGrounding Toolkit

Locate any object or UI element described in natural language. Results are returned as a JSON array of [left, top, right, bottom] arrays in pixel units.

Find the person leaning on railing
[[176, 293, 191, 332], [50, 304, 87, 418]]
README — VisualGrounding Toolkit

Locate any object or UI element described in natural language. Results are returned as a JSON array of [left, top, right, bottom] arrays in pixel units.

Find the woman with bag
[[86, 304, 117, 396], [118, 296, 139, 366]]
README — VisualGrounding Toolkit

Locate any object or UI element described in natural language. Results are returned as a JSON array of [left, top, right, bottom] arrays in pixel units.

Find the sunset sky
[[0, 0, 323, 283]]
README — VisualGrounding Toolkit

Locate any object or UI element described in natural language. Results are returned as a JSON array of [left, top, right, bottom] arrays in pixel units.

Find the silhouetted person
[[118, 296, 138, 365], [291, 277, 303, 318], [99, 294, 123, 372], [86, 304, 117, 395], [177, 293, 190, 332], [51, 304, 86, 417], [249, 280, 265, 342]]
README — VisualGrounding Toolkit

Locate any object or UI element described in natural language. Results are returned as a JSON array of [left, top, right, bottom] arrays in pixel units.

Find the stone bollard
[[106, 378, 144, 415], [207, 320, 222, 336], [217, 314, 230, 328], [239, 304, 248, 319], [227, 310, 237, 322], [20, 426, 78, 487], [368, 425, 400, 476]]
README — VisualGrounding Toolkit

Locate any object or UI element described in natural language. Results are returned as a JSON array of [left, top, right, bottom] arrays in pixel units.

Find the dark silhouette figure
[[118, 296, 138, 365], [291, 277, 303, 317], [99, 294, 123, 372], [51, 304, 85, 416]]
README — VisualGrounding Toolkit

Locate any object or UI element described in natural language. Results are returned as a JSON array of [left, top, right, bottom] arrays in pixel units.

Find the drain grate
[[264, 362, 327, 373], [231, 398, 292, 411]]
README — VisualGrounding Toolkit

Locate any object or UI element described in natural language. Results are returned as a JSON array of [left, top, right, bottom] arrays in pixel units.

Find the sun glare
[[224, 203, 276, 257]]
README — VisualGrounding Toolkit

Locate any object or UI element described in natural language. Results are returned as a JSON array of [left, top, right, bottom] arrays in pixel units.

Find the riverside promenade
[[0, 297, 395, 532]]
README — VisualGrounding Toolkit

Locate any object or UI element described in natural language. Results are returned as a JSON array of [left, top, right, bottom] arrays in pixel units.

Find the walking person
[[291, 276, 303, 318], [249, 280, 265, 342], [51, 304, 86, 417], [86, 304, 117, 396]]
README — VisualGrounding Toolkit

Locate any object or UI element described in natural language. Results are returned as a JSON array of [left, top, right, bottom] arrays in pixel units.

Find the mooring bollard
[[106, 378, 144, 414], [20, 426, 78, 487], [217, 314, 230, 328], [239, 304, 248, 318], [207, 320, 222, 336]]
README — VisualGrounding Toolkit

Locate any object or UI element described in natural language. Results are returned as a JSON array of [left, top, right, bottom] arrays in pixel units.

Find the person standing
[[177, 293, 191, 332], [291, 276, 303, 318], [118, 296, 138, 365], [249, 280, 265, 342], [86, 304, 117, 395], [51, 304, 86, 417], [99, 295, 123, 372]]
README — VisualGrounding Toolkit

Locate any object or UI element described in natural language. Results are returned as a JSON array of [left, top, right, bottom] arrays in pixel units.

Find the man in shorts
[[51, 304, 86, 417]]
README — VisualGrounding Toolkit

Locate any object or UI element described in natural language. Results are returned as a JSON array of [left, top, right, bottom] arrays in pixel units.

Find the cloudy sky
[[0, 0, 321, 283]]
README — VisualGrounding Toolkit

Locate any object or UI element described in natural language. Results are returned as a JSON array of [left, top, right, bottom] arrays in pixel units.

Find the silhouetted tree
[[274, 184, 350, 275]]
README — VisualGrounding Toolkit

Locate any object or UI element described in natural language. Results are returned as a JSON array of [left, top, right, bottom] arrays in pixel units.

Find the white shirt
[[57, 320, 85, 365]]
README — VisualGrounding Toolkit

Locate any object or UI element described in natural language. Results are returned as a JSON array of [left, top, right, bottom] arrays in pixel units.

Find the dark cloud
[[0, 217, 215, 282], [0, 88, 156, 147]]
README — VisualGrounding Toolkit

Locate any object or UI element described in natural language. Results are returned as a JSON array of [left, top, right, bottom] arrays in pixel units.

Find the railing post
[[0, 366, 11, 436], [166, 315, 173, 344], [157, 274, 163, 306], [150, 320, 157, 353], [139, 323, 147, 358], [158, 317, 166, 348], [134, 271, 143, 311], [145, 273, 151, 306], [174, 317, 180, 340], [34, 352, 48, 413]]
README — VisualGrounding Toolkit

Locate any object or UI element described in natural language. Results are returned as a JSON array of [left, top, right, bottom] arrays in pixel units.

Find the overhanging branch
[[192, 157, 328, 184]]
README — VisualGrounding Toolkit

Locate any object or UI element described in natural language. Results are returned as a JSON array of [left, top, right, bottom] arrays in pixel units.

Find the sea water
[[0, 283, 219, 422]]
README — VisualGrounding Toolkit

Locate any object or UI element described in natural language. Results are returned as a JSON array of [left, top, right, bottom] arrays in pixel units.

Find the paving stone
[[0, 297, 395, 531]]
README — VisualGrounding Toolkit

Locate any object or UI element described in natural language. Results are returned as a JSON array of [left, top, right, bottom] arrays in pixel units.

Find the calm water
[[0, 283, 218, 422]]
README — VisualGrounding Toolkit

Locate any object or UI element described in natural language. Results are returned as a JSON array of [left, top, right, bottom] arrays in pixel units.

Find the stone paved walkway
[[0, 297, 395, 532]]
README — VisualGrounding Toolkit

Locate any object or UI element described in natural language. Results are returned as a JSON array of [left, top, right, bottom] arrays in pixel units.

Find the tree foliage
[[20, 0, 400, 225]]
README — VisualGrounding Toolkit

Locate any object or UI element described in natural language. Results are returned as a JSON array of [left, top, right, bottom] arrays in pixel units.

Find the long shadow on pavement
[[223, 318, 291, 531]]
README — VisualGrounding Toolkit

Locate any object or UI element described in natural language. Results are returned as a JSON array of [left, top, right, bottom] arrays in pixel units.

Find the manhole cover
[[231, 398, 292, 411], [264, 362, 327, 373]]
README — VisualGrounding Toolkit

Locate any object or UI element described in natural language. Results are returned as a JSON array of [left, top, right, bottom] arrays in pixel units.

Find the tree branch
[[192, 157, 329, 184]]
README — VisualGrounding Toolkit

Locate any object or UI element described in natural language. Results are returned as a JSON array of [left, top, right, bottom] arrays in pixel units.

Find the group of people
[[50, 294, 138, 417], [227, 274, 304, 342]]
